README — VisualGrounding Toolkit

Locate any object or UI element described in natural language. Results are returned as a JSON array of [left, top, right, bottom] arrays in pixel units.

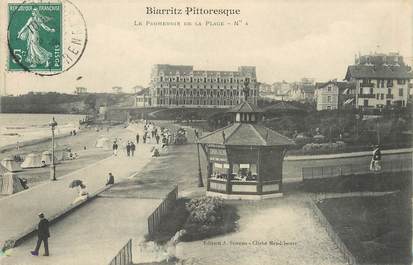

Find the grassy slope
[[317, 174, 412, 264]]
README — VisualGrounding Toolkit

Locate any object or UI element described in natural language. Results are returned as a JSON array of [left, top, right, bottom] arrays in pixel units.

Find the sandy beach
[[0, 124, 141, 189]]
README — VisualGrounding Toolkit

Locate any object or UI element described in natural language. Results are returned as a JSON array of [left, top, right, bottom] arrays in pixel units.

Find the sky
[[1, 0, 412, 95]]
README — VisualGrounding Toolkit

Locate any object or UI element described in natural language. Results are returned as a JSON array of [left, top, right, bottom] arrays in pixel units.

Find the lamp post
[[49, 117, 58, 181], [195, 130, 204, 187]]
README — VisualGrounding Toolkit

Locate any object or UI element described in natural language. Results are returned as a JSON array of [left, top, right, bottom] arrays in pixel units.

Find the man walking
[[112, 141, 118, 156], [126, 141, 131, 157], [130, 141, 136, 156], [31, 213, 50, 256], [136, 132, 140, 144]]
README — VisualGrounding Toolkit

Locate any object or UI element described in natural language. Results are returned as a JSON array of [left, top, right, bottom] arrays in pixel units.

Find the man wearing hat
[[106, 172, 115, 185], [31, 213, 50, 256]]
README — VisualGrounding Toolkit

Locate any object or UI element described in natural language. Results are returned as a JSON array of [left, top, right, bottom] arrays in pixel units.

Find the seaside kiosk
[[198, 80, 294, 200]]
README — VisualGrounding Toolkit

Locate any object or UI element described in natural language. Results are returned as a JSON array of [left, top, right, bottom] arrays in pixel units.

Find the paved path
[[175, 194, 348, 265], [0, 126, 155, 250], [283, 149, 412, 182], [285, 148, 413, 161], [0, 197, 160, 265]]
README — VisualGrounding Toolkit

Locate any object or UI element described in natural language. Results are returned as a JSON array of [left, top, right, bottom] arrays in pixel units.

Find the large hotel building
[[148, 64, 258, 108]]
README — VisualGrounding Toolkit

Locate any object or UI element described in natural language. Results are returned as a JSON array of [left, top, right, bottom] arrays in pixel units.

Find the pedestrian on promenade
[[155, 134, 160, 144], [130, 141, 136, 156], [143, 133, 147, 144], [136, 132, 140, 144], [126, 141, 131, 156], [31, 213, 50, 256], [106, 172, 115, 185], [112, 141, 118, 156], [370, 145, 382, 172]]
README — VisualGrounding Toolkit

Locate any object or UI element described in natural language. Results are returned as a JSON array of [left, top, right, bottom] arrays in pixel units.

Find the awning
[[344, 98, 354, 105]]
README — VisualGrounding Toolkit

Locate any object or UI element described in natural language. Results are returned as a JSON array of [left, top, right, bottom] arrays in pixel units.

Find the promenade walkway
[[283, 148, 413, 182], [0, 128, 154, 251], [0, 197, 160, 265]]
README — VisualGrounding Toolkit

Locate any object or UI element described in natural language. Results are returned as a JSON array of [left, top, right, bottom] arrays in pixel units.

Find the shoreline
[[0, 132, 73, 154]]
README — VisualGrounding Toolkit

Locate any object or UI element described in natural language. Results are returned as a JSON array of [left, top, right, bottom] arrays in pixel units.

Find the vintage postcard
[[0, 0, 412, 264]]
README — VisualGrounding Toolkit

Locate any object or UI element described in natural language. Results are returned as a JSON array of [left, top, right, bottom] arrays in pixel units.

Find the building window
[[327, 106, 331, 110], [388, 88, 391, 95], [362, 87, 371, 94], [364, 99, 368, 107], [399, 88, 404, 96], [327, 86, 331, 92], [380, 94, 384, 100], [386, 100, 391, 106], [387, 80, 393, 87], [327, 96, 331, 102]]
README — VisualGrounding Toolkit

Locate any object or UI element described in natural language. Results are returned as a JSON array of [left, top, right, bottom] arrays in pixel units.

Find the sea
[[0, 113, 85, 149]]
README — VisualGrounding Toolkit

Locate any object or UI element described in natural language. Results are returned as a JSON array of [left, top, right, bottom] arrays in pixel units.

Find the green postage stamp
[[8, 3, 62, 71]]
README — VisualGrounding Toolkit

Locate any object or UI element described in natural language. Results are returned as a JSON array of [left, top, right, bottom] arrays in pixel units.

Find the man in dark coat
[[112, 141, 118, 156], [31, 213, 50, 256], [126, 141, 131, 156], [106, 172, 115, 185], [130, 142, 136, 156], [136, 132, 140, 144]]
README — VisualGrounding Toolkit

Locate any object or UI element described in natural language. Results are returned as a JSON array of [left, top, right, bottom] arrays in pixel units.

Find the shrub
[[185, 197, 224, 224], [302, 142, 347, 154], [181, 197, 239, 241]]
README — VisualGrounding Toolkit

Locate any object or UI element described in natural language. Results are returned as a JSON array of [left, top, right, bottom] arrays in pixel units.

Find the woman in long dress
[[17, 8, 55, 67], [72, 184, 89, 205]]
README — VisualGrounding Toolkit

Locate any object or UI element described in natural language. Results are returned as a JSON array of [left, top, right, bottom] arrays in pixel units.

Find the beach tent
[[1, 157, 22, 172], [53, 144, 71, 161], [41, 151, 53, 165], [21, 153, 45, 169], [0, 164, 24, 195], [96, 137, 112, 150], [54, 148, 70, 161]]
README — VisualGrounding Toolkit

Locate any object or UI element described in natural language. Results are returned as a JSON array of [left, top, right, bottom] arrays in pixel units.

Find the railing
[[147, 185, 178, 236], [386, 94, 394, 99], [108, 239, 133, 265], [360, 83, 374, 87], [302, 159, 412, 179], [307, 197, 358, 265], [357, 93, 375, 98]]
